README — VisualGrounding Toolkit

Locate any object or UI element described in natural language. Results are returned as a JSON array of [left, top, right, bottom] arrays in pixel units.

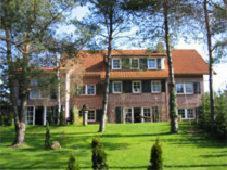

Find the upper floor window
[[147, 58, 164, 69], [112, 59, 121, 69], [30, 89, 48, 99], [147, 59, 156, 69], [176, 82, 193, 94], [31, 79, 38, 86], [86, 85, 96, 95], [131, 59, 139, 69], [132, 81, 141, 93], [151, 81, 161, 93], [112, 81, 122, 93]]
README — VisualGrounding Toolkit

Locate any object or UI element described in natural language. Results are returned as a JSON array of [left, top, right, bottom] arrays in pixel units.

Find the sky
[[56, 5, 227, 92]]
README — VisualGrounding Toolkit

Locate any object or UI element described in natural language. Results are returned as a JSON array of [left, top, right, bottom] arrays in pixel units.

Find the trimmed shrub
[[148, 139, 163, 170], [91, 138, 108, 170], [67, 154, 80, 170], [44, 122, 51, 149]]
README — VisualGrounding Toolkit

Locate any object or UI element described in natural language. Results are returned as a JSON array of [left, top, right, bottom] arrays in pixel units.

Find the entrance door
[[35, 106, 44, 125], [134, 107, 141, 123]]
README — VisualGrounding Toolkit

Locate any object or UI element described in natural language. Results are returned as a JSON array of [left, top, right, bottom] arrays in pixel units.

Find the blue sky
[[56, 5, 227, 92]]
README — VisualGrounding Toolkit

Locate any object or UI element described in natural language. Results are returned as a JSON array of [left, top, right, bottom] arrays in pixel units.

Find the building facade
[[26, 49, 209, 125]]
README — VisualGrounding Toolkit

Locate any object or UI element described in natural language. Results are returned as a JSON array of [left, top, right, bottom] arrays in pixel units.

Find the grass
[[0, 123, 227, 170]]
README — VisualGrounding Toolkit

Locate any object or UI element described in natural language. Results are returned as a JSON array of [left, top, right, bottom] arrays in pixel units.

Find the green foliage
[[67, 154, 80, 170], [60, 111, 65, 126], [148, 139, 163, 170], [71, 106, 79, 125], [0, 114, 3, 126], [91, 138, 108, 170], [0, 113, 13, 126], [199, 92, 227, 140], [44, 123, 51, 149]]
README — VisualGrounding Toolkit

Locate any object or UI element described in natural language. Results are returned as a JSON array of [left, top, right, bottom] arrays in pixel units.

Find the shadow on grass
[[165, 164, 227, 168]]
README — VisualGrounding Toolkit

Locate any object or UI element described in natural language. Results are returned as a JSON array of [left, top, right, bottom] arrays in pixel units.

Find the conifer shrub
[[67, 154, 80, 170], [91, 138, 108, 170], [148, 139, 163, 170], [44, 122, 51, 149]]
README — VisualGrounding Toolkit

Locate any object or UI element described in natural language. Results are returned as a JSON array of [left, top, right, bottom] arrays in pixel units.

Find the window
[[187, 109, 193, 118], [131, 59, 139, 69], [88, 110, 96, 123], [81, 85, 96, 95], [27, 106, 34, 125], [176, 82, 193, 94], [178, 109, 186, 119], [87, 85, 96, 95], [151, 81, 161, 93], [147, 59, 156, 69], [185, 83, 193, 94], [31, 79, 38, 86], [112, 81, 122, 93], [178, 109, 194, 119], [112, 59, 121, 69], [143, 108, 151, 122], [125, 108, 133, 123], [132, 81, 141, 93], [176, 84, 185, 93], [30, 89, 39, 99]]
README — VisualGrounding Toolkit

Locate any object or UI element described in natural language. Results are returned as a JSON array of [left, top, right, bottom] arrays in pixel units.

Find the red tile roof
[[70, 49, 209, 79], [172, 49, 209, 75]]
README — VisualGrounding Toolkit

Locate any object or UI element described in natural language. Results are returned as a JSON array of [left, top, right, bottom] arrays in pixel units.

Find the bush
[[148, 139, 163, 170], [70, 106, 78, 125], [0, 114, 3, 126], [44, 122, 51, 149], [67, 154, 80, 170], [198, 92, 227, 140], [91, 138, 108, 170]]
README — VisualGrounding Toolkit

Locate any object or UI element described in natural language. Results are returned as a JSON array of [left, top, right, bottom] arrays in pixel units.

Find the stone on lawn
[[51, 141, 61, 150]]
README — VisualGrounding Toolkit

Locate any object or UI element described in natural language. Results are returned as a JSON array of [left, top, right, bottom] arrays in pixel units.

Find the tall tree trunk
[[163, 0, 178, 133], [5, 27, 22, 144], [99, 12, 113, 132], [203, 0, 215, 128]]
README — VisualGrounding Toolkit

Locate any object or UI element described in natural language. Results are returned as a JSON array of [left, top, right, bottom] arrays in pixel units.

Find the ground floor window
[[27, 106, 34, 125], [178, 108, 194, 119], [125, 108, 133, 123], [143, 108, 151, 122], [88, 110, 96, 123]]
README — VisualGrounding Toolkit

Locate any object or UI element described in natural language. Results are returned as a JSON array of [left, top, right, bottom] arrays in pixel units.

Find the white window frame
[[112, 81, 123, 93], [26, 106, 35, 125], [132, 80, 141, 93], [112, 58, 122, 69], [82, 85, 96, 95], [142, 107, 152, 123], [87, 110, 96, 123], [151, 80, 161, 93], [147, 58, 157, 69], [130, 58, 139, 69], [86, 85, 96, 95], [176, 82, 193, 94], [31, 79, 38, 86]]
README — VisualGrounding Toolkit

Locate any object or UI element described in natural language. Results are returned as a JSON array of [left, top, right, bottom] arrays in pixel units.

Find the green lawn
[[0, 123, 227, 170]]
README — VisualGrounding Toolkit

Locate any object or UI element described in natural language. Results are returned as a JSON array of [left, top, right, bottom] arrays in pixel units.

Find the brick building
[[26, 49, 209, 125]]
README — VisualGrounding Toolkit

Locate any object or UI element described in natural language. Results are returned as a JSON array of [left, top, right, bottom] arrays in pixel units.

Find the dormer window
[[131, 59, 139, 69], [147, 58, 165, 69], [112, 59, 121, 69], [147, 59, 156, 69]]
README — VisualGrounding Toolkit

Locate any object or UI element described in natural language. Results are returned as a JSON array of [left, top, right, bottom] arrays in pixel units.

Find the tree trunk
[[203, 0, 215, 128], [99, 12, 113, 132], [163, 0, 178, 133]]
